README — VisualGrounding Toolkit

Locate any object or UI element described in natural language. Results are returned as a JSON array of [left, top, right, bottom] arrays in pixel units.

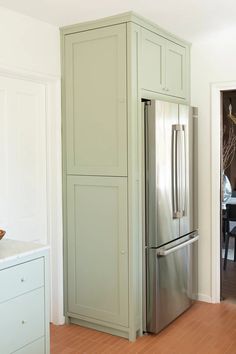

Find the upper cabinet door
[[141, 29, 166, 93], [64, 24, 127, 176], [141, 28, 188, 100], [165, 41, 186, 99]]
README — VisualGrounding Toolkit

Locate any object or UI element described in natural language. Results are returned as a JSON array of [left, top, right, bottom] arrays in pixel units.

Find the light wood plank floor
[[51, 301, 236, 353]]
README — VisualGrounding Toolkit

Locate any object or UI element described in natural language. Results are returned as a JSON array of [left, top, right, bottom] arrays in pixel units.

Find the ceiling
[[0, 0, 236, 41]]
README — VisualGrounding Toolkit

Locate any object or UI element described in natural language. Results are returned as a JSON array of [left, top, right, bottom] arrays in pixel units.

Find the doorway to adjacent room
[[221, 90, 236, 302], [211, 82, 236, 304]]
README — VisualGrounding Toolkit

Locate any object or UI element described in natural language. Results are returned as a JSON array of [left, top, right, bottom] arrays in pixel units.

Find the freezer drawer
[[146, 235, 198, 333]]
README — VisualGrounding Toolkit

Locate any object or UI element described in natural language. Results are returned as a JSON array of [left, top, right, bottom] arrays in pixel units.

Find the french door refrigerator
[[144, 100, 198, 334]]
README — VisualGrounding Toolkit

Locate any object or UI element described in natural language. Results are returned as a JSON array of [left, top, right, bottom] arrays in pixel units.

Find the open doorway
[[221, 90, 236, 302]]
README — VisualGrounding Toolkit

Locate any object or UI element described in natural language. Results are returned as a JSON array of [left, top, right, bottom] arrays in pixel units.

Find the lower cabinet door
[[0, 288, 45, 353], [14, 337, 45, 354], [67, 176, 128, 327]]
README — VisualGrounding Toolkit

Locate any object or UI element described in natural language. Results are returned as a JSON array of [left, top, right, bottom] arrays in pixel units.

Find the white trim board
[[0, 66, 64, 325], [0, 62, 60, 82], [198, 293, 212, 303], [211, 81, 236, 303]]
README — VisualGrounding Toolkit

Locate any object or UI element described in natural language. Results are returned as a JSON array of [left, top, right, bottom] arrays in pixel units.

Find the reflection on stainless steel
[[144, 100, 198, 334]]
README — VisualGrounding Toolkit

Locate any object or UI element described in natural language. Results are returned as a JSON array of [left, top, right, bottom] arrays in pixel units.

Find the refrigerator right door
[[178, 104, 194, 237], [146, 233, 198, 333]]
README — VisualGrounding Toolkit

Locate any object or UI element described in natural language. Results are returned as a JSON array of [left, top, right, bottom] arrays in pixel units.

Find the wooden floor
[[51, 301, 236, 354]]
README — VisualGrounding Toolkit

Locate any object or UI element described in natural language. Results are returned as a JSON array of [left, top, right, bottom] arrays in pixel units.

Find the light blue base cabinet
[[0, 239, 50, 354]]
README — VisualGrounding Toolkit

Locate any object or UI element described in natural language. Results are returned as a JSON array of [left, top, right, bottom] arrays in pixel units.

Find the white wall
[[191, 26, 236, 301], [0, 6, 60, 76], [0, 6, 63, 323]]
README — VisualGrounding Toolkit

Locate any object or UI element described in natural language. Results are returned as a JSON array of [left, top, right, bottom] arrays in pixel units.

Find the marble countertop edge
[[0, 239, 50, 264]]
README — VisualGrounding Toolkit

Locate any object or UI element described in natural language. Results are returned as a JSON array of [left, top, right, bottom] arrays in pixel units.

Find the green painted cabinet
[[64, 24, 127, 176], [141, 28, 188, 99], [61, 11, 190, 341], [67, 176, 128, 327]]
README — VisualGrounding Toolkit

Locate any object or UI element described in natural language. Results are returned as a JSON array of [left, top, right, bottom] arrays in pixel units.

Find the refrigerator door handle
[[156, 235, 199, 257], [180, 125, 186, 216], [172, 124, 184, 219], [172, 127, 178, 218]]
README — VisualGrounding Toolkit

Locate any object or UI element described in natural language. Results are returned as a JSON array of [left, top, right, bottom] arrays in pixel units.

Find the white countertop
[[0, 239, 49, 264]]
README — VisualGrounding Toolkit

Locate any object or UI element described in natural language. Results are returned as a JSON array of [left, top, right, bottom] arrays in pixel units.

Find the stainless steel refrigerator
[[144, 99, 198, 334]]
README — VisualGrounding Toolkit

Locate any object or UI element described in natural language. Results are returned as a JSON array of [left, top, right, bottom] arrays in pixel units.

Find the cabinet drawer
[[13, 337, 45, 354], [0, 287, 45, 354], [0, 257, 44, 303]]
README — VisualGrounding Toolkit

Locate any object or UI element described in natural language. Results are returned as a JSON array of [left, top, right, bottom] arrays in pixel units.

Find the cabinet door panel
[[65, 24, 127, 176], [166, 41, 186, 98], [141, 29, 166, 93], [67, 176, 128, 327]]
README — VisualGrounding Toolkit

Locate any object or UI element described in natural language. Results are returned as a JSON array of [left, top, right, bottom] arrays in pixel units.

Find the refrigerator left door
[[145, 100, 179, 248]]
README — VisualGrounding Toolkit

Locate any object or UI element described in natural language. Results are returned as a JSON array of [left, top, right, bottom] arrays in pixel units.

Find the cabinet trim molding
[[61, 12, 191, 47]]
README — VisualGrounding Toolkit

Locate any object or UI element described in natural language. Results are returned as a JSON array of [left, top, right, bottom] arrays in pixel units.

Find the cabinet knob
[[120, 250, 126, 255], [20, 277, 25, 283], [21, 320, 26, 325], [166, 88, 169, 91]]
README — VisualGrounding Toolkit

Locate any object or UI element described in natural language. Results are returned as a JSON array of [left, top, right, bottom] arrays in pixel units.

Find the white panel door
[[0, 76, 47, 244]]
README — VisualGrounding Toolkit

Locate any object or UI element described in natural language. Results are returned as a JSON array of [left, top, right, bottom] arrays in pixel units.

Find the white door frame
[[0, 64, 64, 324], [211, 81, 236, 303]]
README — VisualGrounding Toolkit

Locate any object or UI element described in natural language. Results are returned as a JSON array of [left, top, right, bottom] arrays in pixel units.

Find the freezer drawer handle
[[157, 235, 199, 257]]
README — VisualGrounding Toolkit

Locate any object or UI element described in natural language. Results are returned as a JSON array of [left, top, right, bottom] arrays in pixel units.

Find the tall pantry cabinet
[[61, 12, 190, 341]]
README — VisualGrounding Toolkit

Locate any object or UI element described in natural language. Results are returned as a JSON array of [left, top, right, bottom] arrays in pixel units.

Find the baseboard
[[51, 315, 65, 325], [197, 293, 212, 303], [70, 317, 129, 339]]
